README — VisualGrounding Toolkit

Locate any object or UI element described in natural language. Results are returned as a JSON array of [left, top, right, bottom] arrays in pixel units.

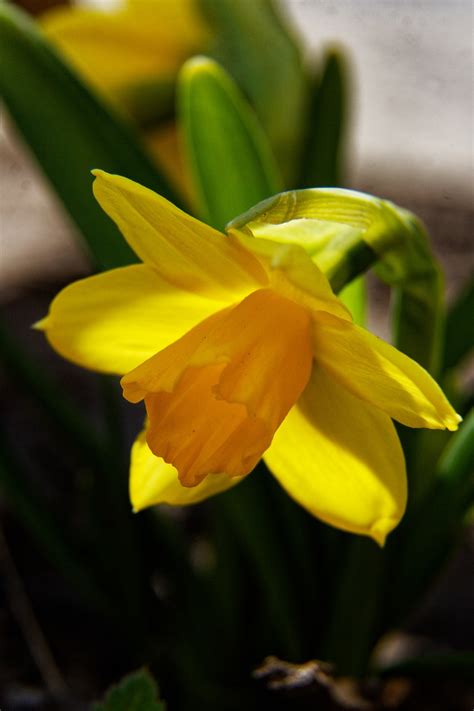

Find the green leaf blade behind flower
[[198, 0, 307, 183], [299, 48, 348, 189], [178, 56, 281, 231], [441, 277, 474, 374], [0, 2, 179, 271], [385, 410, 474, 627]]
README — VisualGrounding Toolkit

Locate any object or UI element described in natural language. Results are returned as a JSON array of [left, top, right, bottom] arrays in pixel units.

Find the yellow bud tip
[[446, 413, 463, 432], [31, 316, 48, 331], [181, 55, 220, 80], [130, 489, 148, 514], [370, 517, 399, 547]]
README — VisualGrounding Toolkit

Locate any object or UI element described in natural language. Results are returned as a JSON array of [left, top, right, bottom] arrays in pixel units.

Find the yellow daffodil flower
[[41, 0, 208, 191], [37, 172, 460, 545]]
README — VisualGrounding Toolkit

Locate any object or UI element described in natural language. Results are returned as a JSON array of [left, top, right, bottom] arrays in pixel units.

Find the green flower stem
[[92, 377, 148, 652], [218, 467, 302, 659], [441, 277, 474, 375], [323, 536, 385, 676]]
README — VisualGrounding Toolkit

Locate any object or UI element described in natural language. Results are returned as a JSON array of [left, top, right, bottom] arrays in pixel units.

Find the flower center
[[122, 288, 314, 486]]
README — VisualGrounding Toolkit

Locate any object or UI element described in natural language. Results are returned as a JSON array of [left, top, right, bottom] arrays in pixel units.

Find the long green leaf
[[296, 50, 367, 323], [386, 209, 444, 375], [441, 277, 474, 373], [0, 2, 178, 270], [323, 537, 384, 676], [199, 0, 307, 183], [387, 410, 474, 625], [178, 56, 280, 231], [299, 49, 348, 189], [217, 469, 301, 658]]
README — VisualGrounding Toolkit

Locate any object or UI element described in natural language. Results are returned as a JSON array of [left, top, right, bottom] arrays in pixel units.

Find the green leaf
[[385, 209, 444, 375], [178, 56, 281, 231], [297, 49, 367, 323], [299, 49, 348, 188], [387, 410, 474, 626], [93, 669, 166, 711], [441, 277, 474, 373], [199, 0, 307, 183], [323, 537, 385, 676], [217, 467, 302, 658], [0, 2, 179, 271], [338, 276, 367, 325]]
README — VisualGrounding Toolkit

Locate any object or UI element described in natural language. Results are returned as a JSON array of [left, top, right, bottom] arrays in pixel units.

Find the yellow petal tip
[[446, 413, 462, 432], [32, 316, 48, 331], [130, 492, 149, 513], [370, 517, 399, 547]]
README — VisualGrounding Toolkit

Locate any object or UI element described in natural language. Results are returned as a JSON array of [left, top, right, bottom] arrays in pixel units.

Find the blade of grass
[[299, 49, 348, 189]]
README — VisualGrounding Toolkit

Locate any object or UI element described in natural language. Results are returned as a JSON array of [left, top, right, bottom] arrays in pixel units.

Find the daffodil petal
[[42, 0, 206, 101], [312, 312, 461, 430], [264, 367, 407, 544], [122, 288, 314, 486], [229, 230, 351, 321], [130, 428, 243, 511], [37, 264, 227, 374], [92, 171, 267, 299]]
